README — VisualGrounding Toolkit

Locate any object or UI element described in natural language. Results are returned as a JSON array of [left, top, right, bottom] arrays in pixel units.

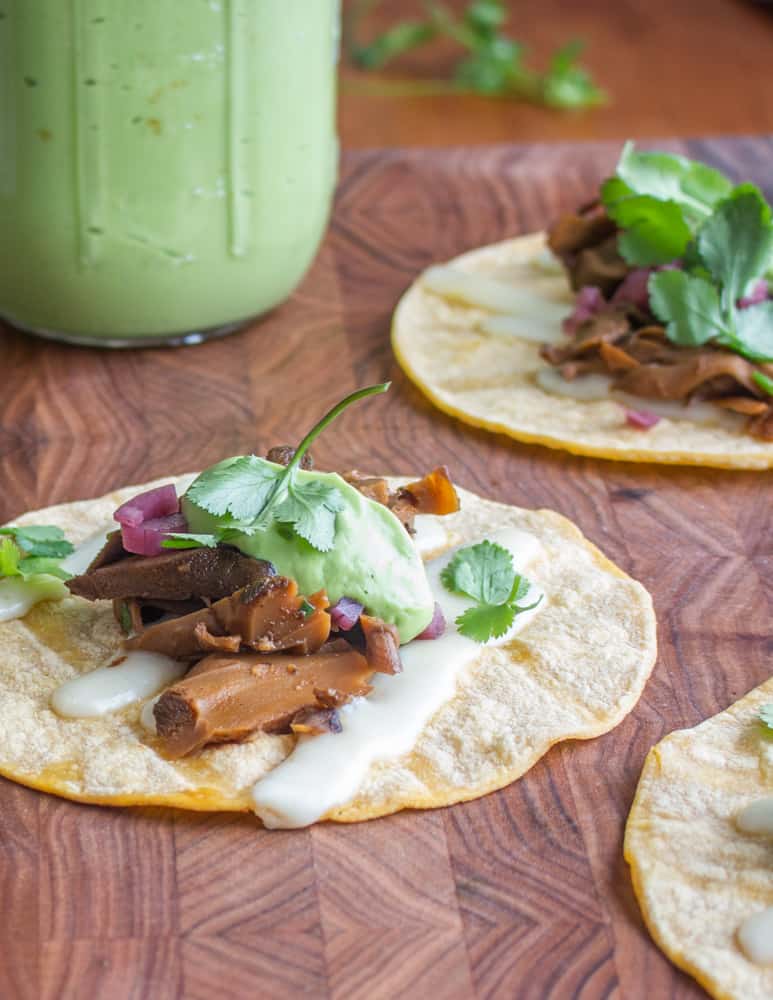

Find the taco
[[626, 681, 773, 999], [392, 144, 773, 468], [0, 385, 656, 828]]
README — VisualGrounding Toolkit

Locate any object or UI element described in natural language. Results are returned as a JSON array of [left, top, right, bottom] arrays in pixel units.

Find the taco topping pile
[[545, 143, 773, 438], [61, 386, 462, 759]]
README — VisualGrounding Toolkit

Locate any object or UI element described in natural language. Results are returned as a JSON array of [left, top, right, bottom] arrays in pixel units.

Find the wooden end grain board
[[1, 137, 771, 1000]]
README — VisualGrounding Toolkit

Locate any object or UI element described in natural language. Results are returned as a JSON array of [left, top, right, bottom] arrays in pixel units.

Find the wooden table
[[340, 0, 773, 148], [1, 136, 771, 999]]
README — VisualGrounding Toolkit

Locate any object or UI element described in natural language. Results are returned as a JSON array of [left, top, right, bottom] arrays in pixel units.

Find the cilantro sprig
[[600, 143, 773, 363], [0, 526, 74, 581], [346, 1, 604, 110], [759, 704, 773, 733], [166, 383, 390, 554], [440, 540, 541, 643]]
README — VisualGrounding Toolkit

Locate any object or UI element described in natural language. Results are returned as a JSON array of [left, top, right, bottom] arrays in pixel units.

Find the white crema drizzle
[[251, 527, 545, 829], [735, 794, 773, 964]]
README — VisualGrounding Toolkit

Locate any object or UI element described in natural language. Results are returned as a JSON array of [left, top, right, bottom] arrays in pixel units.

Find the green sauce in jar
[[0, 0, 339, 344]]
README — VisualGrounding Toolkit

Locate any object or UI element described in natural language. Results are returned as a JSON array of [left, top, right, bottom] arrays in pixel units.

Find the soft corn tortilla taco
[[393, 145, 773, 469], [392, 233, 773, 469], [0, 474, 656, 826], [625, 680, 773, 1000]]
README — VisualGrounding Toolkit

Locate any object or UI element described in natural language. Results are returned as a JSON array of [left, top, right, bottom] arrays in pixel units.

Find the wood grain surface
[[1, 136, 772, 999], [339, 0, 773, 148]]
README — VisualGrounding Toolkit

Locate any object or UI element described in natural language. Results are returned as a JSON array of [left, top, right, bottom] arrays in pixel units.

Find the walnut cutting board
[[1, 137, 771, 1000]]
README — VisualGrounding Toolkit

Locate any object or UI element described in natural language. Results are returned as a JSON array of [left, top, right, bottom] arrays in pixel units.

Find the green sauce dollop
[[182, 462, 434, 643]]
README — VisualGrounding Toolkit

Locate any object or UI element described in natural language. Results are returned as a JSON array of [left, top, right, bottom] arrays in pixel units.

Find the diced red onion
[[120, 512, 188, 557], [739, 279, 769, 309], [625, 408, 661, 430], [416, 602, 446, 640], [329, 597, 364, 631], [562, 286, 606, 335], [114, 484, 179, 527], [611, 268, 652, 310]]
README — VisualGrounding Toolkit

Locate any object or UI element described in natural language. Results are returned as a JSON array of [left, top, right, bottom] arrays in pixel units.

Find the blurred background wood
[[340, 0, 773, 148]]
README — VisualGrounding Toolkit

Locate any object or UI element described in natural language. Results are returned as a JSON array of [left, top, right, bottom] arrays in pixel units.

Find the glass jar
[[0, 0, 340, 346]]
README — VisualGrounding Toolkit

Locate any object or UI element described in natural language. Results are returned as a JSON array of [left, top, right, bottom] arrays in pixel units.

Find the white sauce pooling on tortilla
[[536, 368, 614, 401], [536, 368, 738, 426], [0, 576, 68, 623], [423, 265, 569, 328], [735, 796, 773, 964], [140, 694, 162, 734], [479, 313, 568, 346], [412, 515, 450, 560], [51, 652, 186, 719], [60, 525, 114, 576], [251, 527, 545, 829], [530, 247, 564, 276], [736, 796, 773, 836], [738, 907, 773, 965]]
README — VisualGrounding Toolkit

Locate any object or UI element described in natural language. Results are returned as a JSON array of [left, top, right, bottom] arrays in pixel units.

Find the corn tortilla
[[392, 233, 773, 469], [625, 680, 773, 1000], [0, 475, 656, 823]]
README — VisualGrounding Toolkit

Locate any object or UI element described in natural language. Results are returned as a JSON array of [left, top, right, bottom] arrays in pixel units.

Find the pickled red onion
[[329, 597, 364, 631], [120, 513, 189, 557], [114, 485, 179, 527]]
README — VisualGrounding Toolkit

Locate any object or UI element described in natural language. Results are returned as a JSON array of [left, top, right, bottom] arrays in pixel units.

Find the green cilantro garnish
[[166, 383, 389, 554], [347, 1, 604, 110], [0, 526, 74, 582], [441, 540, 541, 643], [759, 704, 773, 732], [752, 371, 773, 396], [601, 143, 773, 363]]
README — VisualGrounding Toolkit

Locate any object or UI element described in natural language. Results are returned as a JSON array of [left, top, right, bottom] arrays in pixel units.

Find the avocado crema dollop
[[182, 460, 435, 643]]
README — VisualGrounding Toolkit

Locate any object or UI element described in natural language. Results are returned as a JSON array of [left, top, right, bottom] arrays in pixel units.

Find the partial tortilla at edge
[[0, 476, 656, 824], [392, 233, 773, 469], [625, 680, 773, 1000]]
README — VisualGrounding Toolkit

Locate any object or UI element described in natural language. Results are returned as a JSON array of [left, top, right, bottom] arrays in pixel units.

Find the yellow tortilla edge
[[623, 745, 736, 1000]]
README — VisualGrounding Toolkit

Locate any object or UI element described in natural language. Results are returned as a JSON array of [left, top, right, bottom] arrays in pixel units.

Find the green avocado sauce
[[181, 462, 434, 644]]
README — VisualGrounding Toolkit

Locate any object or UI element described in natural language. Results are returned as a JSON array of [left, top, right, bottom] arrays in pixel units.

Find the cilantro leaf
[[752, 370, 773, 396], [730, 301, 773, 363], [697, 185, 773, 311], [612, 142, 733, 222], [455, 590, 542, 643], [456, 601, 520, 642], [608, 195, 693, 267], [760, 703, 773, 732], [0, 525, 74, 559], [273, 480, 346, 553], [162, 533, 219, 550], [347, 1, 603, 110], [440, 540, 515, 605], [186, 456, 279, 521], [0, 537, 21, 577], [0, 534, 73, 582], [16, 556, 71, 581], [183, 384, 390, 554], [648, 270, 730, 346], [440, 541, 542, 643]]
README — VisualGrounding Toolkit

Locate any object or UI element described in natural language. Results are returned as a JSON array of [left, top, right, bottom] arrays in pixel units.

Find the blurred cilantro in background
[[346, 0, 605, 110]]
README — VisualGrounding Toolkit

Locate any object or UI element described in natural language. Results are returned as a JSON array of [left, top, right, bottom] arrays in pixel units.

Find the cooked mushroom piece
[[125, 576, 331, 659], [265, 445, 314, 470], [153, 640, 373, 758], [67, 545, 275, 604]]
